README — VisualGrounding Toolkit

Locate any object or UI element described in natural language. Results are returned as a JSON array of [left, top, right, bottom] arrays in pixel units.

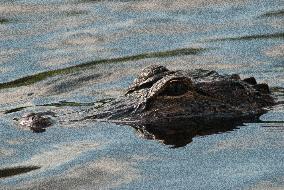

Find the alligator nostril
[[243, 77, 257, 85]]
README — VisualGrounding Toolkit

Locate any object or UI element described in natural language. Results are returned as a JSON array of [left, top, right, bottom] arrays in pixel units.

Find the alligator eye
[[159, 79, 191, 96]]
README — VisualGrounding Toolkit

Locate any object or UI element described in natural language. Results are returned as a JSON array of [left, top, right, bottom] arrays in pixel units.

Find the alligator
[[18, 65, 276, 136]]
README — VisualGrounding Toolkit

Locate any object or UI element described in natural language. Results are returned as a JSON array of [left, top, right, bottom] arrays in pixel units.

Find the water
[[0, 0, 283, 189]]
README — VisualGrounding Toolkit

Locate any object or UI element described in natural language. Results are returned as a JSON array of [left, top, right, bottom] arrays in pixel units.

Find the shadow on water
[[63, 10, 89, 17], [206, 32, 284, 42], [0, 18, 9, 24], [130, 119, 257, 148], [0, 166, 40, 178], [259, 9, 284, 18], [3, 106, 29, 114], [38, 101, 97, 107], [0, 48, 205, 90]]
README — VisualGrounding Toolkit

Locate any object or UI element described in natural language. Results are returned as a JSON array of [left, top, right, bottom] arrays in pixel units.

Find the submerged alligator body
[[19, 65, 275, 134]]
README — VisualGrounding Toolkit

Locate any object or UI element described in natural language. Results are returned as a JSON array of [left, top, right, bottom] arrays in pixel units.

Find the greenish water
[[0, 0, 283, 189]]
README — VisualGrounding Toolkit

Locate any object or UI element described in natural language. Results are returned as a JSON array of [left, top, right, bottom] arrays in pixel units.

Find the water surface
[[0, 0, 283, 189]]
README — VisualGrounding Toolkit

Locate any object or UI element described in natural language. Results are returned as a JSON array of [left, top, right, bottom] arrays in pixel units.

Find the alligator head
[[91, 65, 275, 125], [18, 65, 276, 138]]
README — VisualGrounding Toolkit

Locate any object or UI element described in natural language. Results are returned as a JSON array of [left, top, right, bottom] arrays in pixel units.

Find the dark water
[[0, 0, 283, 189]]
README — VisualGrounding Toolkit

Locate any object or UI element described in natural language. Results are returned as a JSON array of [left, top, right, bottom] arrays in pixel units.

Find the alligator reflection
[[131, 119, 256, 148]]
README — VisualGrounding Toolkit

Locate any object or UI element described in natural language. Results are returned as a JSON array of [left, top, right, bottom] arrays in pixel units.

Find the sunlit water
[[0, 0, 283, 189]]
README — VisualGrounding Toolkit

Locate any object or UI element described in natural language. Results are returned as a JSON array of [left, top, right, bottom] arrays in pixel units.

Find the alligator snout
[[19, 112, 53, 132]]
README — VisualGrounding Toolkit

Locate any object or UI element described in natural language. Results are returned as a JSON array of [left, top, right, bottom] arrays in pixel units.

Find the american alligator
[[19, 65, 275, 133]]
